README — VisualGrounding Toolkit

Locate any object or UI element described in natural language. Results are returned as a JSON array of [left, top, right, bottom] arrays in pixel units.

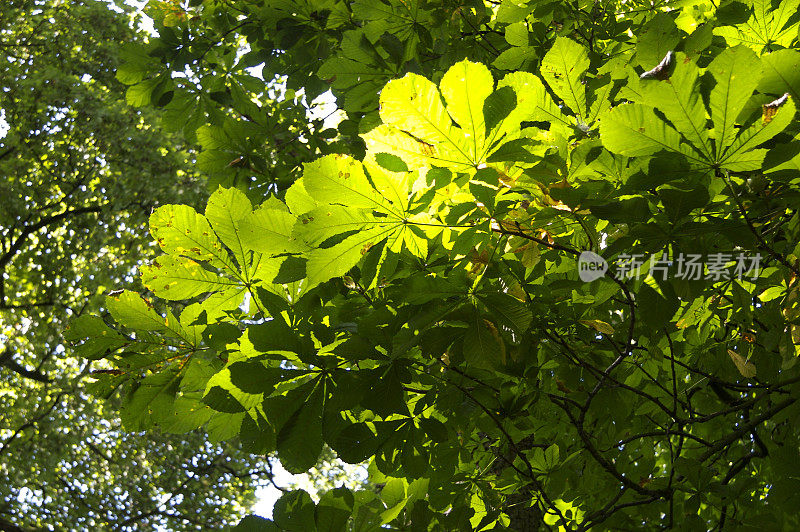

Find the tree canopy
[[17, 0, 800, 529], [0, 1, 277, 529]]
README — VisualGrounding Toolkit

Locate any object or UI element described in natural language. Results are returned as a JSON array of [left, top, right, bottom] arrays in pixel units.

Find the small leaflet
[[640, 51, 673, 81]]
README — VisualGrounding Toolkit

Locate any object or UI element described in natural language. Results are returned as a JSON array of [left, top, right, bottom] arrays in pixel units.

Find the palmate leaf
[[107, 290, 170, 332], [602, 50, 791, 170], [638, 53, 712, 159], [714, 0, 800, 51], [150, 203, 233, 270], [497, 72, 570, 133], [301, 154, 395, 212], [276, 383, 324, 473], [378, 69, 457, 149], [145, 187, 298, 300], [205, 187, 257, 277], [370, 60, 542, 173], [291, 154, 432, 288]]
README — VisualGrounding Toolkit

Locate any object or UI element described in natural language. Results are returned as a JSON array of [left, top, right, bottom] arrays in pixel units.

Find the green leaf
[[277, 384, 324, 473], [498, 72, 569, 130], [714, 0, 800, 50], [658, 185, 710, 222], [476, 292, 532, 334], [240, 205, 305, 256], [205, 187, 254, 271], [463, 322, 502, 369], [758, 49, 800, 102], [371, 62, 533, 172], [302, 154, 394, 212], [316, 487, 355, 532], [233, 515, 279, 532], [541, 37, 589, 120], [379, 72, 457, 150], [440, 60, 495, 160], [202, 386, 247, 413], [708, 46, 762, 155], [274, 490, 318, 532], [106, 290, 167, 332], [721, 98, 795, 163], [636, 13, 681, 70], [65, 315, 126, 359], [719, 148, 768, 171], [163, 395, 214, 433], [140, 255, 239, 300], [331, 423, 379, 463], [638, 53, 711, 159], [638, 282, 679, 330], [149, 204, 232, 270], [120, 367, 181, 431], [374, 153, 409, 173], [483, 85, 517, 136], [600, 104, 683, 157], [203, 368, 263, 413], [125, 77, 160, 107]]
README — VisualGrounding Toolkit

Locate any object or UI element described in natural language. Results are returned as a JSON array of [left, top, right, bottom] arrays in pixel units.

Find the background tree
[[0, 1, 276, 529], [79, 0, 800, 530]]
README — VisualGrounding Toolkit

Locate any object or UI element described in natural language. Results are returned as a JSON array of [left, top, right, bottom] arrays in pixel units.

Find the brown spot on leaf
[[762, 93, 790, 125]]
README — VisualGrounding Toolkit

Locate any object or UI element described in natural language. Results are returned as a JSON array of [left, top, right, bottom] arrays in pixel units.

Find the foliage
[[0, 1, 275, 529], [82, 0, 800, 530]]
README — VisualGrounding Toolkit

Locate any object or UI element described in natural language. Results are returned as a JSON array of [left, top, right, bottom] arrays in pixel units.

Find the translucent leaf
[[379, 72, 455, 148], [149, 204, 233, 270], [708, 46, 762, 155], [120, 367, 181, 431], [305, 225, 399, 288], [302, 154, 395, 213], [600, 103, 683, 157], [362, 124, 467, 171], [205, 187, 254, 272], [639, 53, 711, 160], [541, 37, 589, 120], [721, 98, 795, 163], [636, 13, 681, 70], [372, 62, 534, 172], [240, 205, 306, 255], [439, 60, 494, 161], [141, 255, 240, 301], [498, 72, 570, 132], [719, 148, 768, 172], [758, 49, 800, 102], [106, 290, 167, 332]]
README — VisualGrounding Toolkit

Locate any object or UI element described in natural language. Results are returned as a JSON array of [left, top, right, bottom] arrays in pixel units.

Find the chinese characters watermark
[[578, 252, 761, 282]]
